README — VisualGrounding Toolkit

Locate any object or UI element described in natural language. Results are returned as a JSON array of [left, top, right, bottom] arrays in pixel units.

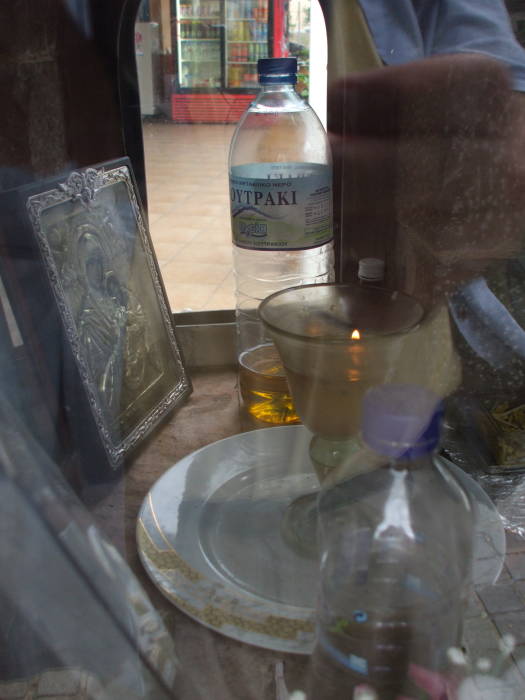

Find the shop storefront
[[135, 0, 314, 122]]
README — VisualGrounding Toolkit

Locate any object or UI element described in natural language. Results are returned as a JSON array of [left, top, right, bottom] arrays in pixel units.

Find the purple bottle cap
[[362, 384, 443, 458]]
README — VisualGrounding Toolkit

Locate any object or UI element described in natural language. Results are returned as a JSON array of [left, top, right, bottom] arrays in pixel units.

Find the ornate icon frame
[[24, 160, 192, 468]]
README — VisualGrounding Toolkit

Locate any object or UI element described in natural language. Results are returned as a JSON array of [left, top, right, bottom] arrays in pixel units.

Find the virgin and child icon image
[[75, 228, 163, 435]]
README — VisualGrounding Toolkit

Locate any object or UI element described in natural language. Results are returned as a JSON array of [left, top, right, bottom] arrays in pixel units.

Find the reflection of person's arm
[[393, 56, 525, 303], [329, 53, 525, 303], [402, 81, 525, 262]]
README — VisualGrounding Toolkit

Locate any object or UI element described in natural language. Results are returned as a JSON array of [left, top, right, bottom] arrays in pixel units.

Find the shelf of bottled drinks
[[171, 0, 278, 122]]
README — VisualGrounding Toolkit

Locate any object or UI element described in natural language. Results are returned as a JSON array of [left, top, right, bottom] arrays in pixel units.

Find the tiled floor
[[142, 120, 236, 313]]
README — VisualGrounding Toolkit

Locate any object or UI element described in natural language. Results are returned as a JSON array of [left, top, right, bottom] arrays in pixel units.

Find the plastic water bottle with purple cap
[[307, 384, 475, 700]]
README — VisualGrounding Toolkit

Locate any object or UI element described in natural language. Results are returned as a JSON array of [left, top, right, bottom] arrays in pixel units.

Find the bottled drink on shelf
[[307, 384, 474, 700], [228, 57, 334, 425]]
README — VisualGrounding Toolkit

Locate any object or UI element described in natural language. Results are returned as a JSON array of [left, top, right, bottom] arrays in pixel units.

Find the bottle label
[[230, 162, 333, 250]]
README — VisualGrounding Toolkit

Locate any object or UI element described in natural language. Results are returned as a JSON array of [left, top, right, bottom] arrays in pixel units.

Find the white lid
[[358, 257, 385, 281]]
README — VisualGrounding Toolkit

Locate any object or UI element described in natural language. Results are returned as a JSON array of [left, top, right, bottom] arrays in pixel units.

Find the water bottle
[[307, 384, 474, 700], [228, 57, 334, 426]]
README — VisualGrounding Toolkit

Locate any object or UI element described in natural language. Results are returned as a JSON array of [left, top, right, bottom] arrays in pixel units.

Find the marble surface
[[122, 367, 308, 699]]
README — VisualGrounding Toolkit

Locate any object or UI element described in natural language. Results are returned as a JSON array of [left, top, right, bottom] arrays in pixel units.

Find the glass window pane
[[136, 0, 327, 312], [2, 1, 525, 697]]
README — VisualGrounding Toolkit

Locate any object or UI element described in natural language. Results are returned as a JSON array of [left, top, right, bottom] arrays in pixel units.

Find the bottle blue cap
[[258, 57, 297, 84], [362, 384, 443, 459]]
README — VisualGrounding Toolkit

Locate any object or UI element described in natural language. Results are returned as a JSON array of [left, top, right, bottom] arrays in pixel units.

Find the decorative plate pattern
[[137, 425, 505, 654]]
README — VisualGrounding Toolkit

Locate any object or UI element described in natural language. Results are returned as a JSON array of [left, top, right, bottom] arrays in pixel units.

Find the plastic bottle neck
[[386, 449, 436, 471], [258, 81, 296, 93]]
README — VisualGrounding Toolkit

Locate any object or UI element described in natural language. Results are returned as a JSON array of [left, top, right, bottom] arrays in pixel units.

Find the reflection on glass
[[260, 282, 461, 556]]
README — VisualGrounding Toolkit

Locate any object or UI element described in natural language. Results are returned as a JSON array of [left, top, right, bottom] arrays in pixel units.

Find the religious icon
[[23, 161, 191, 466]]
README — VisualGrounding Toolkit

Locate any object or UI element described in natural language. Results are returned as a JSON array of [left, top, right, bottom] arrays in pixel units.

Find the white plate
[[137, 425, 505, 654]]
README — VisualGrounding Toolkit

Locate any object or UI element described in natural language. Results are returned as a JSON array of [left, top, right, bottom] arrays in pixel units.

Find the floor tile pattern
[[142, 121, 236, 313]]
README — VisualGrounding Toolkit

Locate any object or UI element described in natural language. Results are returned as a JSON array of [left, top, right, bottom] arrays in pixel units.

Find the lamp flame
[[351, 329, 361, 340]]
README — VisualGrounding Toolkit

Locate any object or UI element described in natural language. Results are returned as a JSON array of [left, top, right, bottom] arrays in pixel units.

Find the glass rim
[[258, 282, 426, 343]]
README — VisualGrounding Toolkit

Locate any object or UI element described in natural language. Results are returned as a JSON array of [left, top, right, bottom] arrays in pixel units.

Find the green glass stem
[[309, 434, 363, 484], [280, 434, 363, 559]]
